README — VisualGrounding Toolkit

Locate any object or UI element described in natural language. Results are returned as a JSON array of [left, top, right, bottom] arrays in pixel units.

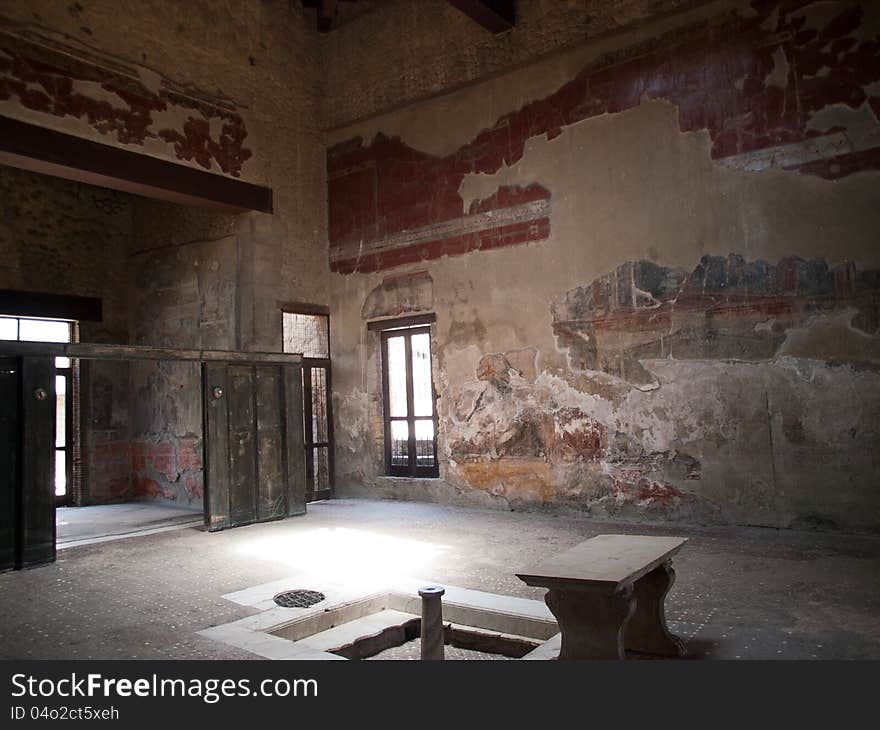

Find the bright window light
[[0, 317, 17, 340], [54, 455, 66, 497], [19, 319, 71, 343]]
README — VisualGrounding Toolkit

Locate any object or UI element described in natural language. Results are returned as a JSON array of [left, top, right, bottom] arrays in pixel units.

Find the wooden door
[[0, 357, 18, 572], [20, 356, 56, 567], [0, 356, 56, 570], [203, 362, 306, 531]]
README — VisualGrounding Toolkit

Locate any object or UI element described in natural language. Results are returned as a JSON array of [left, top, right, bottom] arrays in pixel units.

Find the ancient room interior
[[0, 0, 878, 662]]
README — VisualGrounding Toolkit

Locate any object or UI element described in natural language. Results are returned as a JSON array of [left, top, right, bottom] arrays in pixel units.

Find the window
[[282, 311, 329, 359], [282, 307, 333, 501], [379, 321, 438, 477], [0, 316, 74, 503]]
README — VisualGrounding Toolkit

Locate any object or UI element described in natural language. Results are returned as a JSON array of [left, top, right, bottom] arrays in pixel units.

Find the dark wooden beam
[[0, 341, 303, 364], [447, 0, 515, 33], [0, 290, 102, 322], [366, 313, 437, 331], [0, 115, 273, 214], [277, 300, 330, 316], [302, 0, 339, 33], [318, 0, 339, 33]]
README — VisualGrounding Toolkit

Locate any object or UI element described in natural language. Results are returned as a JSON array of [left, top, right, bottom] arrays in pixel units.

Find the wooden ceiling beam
[[317, 0, 338, 33], [447, 0, 515, 33], [0, 115, 273, 214], [302, 0, 340, 33]]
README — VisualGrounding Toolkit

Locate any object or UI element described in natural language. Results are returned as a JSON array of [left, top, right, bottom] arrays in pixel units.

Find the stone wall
[[0, 0, 328, 346], [124, 199, 241, 505], [2, 0, 878, 529], [0, 0, 329, 507], [328, 0, 880, 532]]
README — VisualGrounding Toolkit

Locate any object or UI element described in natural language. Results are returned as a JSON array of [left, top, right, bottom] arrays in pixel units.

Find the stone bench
[[516, 534, 688, 660]]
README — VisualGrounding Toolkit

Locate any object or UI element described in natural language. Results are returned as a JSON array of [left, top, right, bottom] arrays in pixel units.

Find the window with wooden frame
[[372, 315, 439, 478]]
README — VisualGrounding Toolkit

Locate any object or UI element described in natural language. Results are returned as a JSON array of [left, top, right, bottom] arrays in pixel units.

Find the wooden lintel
[[277, 300, 330, 316], [318, 0, 339, 32], [447, 0, 515, 33], [0, 341, 301, 364], [366, 313, 437, 331], [0, 290, 102, 322], [302, 0, 338, 32], [0, 115, 273, 214]]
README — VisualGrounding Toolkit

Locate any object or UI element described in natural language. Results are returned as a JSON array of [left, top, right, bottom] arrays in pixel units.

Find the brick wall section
[[87, 437, 203, 503], [0, 166, 132, 342], [321, 0, 709, 130], [132, 437, 203, 502]]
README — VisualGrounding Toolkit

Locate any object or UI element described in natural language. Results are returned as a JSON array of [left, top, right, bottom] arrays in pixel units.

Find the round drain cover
[[273, 589, 326, 608]]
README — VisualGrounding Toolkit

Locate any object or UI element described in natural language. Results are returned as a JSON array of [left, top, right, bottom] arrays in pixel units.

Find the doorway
[[0, 316, 74, 506], [282, 306, 334, 502]]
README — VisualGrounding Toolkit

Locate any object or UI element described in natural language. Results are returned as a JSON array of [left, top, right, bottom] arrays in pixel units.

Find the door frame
[[54, 365, 73, 507], [302, 357, 334, 502]]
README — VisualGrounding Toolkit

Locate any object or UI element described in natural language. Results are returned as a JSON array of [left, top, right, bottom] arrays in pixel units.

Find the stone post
[[418, 585, 445, 660]]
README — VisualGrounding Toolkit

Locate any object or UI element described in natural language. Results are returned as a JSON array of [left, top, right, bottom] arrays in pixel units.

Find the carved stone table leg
[[624, 561, 685, 657], [544, 585, 635, 659]]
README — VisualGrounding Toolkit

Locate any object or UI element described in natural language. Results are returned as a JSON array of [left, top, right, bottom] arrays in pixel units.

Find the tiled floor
[[1, 498, 878, 660], [57, 503, 203, 547]]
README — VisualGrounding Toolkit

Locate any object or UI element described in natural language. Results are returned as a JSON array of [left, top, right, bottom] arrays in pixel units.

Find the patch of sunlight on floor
[[233, 527, 450, 584]]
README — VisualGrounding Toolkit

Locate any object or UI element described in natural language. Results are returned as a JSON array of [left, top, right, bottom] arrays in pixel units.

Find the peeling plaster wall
[[327, 0, 880, 273], [329, 0, 880, 532]]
